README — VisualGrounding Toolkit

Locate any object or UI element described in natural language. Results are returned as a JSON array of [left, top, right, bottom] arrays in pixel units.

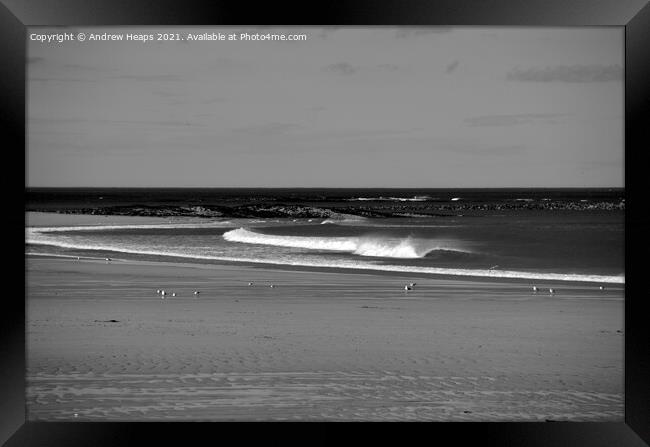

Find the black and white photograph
[[25, 26, 625, 422]]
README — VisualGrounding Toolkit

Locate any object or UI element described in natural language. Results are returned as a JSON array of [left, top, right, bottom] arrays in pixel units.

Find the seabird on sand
[[599, 286, 605, 291], [193, 291, 200, 296], [532, 286, 538, 292], [248, 282, 253, 286], [549, 288, 555, 294], [172, 292, 176, 297], [404, 285, 412, 291]]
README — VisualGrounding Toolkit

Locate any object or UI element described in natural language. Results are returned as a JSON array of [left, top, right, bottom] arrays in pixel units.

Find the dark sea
[[26, 188, 625, 283]]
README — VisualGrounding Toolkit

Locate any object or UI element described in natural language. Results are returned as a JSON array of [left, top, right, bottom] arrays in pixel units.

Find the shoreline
[[26, 251, 625, 289]]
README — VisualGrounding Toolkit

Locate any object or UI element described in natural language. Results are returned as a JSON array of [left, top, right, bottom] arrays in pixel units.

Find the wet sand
[[26, 255, 624, 421]]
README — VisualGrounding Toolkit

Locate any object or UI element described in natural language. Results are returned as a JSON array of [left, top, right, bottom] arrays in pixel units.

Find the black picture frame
[[3, 1, 649, 445]]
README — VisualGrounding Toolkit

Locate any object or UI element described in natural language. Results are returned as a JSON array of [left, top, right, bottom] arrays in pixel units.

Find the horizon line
[[25, 186, 625, 190]]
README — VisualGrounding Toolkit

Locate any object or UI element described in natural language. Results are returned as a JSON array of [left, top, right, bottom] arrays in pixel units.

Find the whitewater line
[[222, 227, 472, 259], [25, 243, 624, 285]]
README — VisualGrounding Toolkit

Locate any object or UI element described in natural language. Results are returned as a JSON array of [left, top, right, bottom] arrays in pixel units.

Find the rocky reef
[[28, 199, 625, 219]]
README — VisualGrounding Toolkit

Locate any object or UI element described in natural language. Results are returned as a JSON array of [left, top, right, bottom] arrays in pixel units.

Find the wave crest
[[320, 214, 367, 225], [222, 228, 468, 259], [347, 196, 433, 202]]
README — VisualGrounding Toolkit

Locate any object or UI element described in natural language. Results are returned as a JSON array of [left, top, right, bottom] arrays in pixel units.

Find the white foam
[[347, 196, 432, 202], [222, 228, 469, 259], [26, 222, 235, 233], [320, 215, 367, 225]]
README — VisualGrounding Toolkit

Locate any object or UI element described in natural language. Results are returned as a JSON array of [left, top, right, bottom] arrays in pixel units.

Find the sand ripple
[[27, 371, 622, 421]]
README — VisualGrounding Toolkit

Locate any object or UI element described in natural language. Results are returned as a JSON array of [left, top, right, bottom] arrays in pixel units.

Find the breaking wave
[[26, 222, 235, 233], [320, 215, 367, 225], [347, 195, 433, 202], [222, 227, 469, 259]]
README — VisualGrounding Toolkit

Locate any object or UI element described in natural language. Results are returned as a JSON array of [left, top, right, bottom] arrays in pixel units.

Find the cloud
[[445, 60, 459, 74], [107, 119, 201, 127], [464, 113, 567, 127], [151, 90, 179, 98], [507, 64, 622, 83], [376, 63, 400, 72], [478, 144, 527, 155], [29, 77, 97, 83], [322, 62, 357, 75], [231, 123, 302, 136], [63, 63, 116, 73], [200, 97, 228, 105], [307, 128, 422, 142], [395, 27, 453, 38], [113, 74, 182, 82], [30, 116, 204, 128], [323, 63, 402, 76], [436, 143, 527, 156]]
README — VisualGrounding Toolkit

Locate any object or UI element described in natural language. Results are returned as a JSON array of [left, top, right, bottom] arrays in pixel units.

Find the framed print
[[2, 0, 649, 445]]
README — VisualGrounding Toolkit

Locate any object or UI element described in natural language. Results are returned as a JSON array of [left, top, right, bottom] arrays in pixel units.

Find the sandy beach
[[26, 223, 624, 420]]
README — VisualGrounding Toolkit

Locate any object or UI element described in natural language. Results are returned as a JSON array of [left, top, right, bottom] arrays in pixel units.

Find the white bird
[[161, 290, 166, 296], [105, 257, 112, 262], [270, 284, 275, 288], [248, 282, 253, 286], [532, 286, 538, 292], [76, 256, 80, 260], [157, 289, 161, 294], [599, 286, 605, 291], [193, 291, 200, 296], [172, 292, 176, 297], [409, 283, 416, 287], [549, 288, 555, 294], [404, 285, 412, 291]]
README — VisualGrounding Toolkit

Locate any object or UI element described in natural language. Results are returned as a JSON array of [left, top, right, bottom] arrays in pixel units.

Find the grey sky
[[27, 27, 623, 187]]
